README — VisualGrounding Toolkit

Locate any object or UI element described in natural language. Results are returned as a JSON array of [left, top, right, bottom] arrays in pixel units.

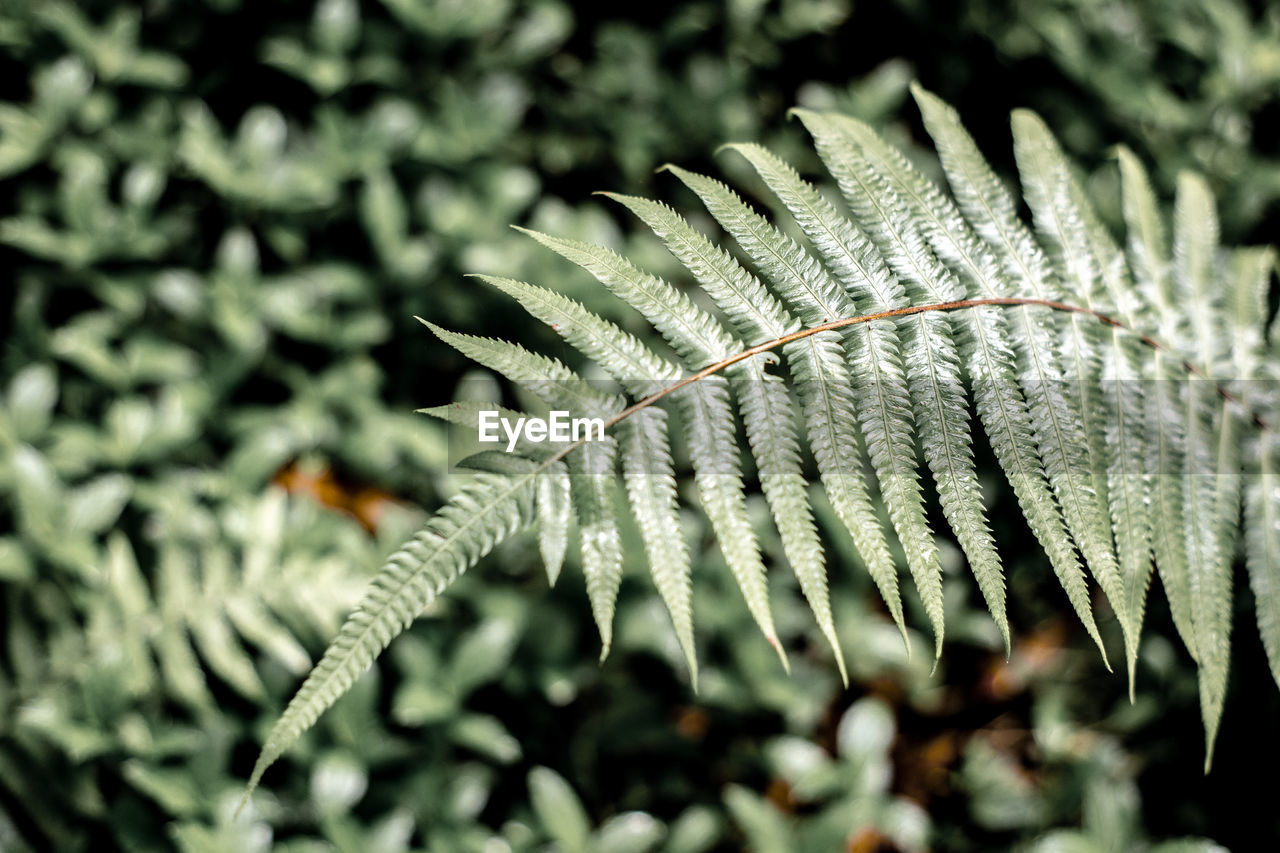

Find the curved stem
[[542, 296, 1267, 468]]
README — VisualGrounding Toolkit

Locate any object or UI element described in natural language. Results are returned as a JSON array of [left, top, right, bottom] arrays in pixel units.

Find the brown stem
[[543, 296, 1268, 467]]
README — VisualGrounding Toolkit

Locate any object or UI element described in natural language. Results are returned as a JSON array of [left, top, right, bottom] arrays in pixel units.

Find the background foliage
[[1, 0, 1276, 850]]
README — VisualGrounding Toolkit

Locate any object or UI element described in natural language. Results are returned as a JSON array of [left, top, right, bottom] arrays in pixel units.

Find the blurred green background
[[1, 0, 1278, 850]]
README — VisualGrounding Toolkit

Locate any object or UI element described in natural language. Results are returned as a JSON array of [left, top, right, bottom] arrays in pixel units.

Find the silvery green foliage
[[250, 88, 1279, 795]]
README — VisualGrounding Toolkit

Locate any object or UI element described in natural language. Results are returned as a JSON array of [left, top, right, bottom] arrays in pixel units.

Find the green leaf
[[813, 121, 1105, 660], [567, 436, 625, 661], [528, 766, 592, 853], [723, 785, 793, 853], [1173, 171, 1232, 768], [619, 412, 698, 681], [716, 139, 942, 658], [514, 229, 786, 664], [796, 112, 1009, 653], [609, 188, 845, 673], [536, 460, 572, 587]]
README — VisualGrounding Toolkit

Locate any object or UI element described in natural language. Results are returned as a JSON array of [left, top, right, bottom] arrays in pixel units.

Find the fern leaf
[[1246, 431, 1280, 692], [1009, 113, 1153, 684], [1174, 174, 1225, 374], [420, 323, 631, 653], [814, 123, 1106, 659], [470, 273, 678, 395], [910, 85, 1055, 296], [1059, 147, 1157, 692], [1210, 249, 1266, 595], [1183, 379, 1229, 768], [244, 470, 538, 801], [714, 142, 943, 657], [511, 228, 737, 369], [419, 321, 623, 421], [1174, 172, 1232, 768], [1225, 247, 1271, 381], [473, 273, 697, 675], [1102, 333, 1156, 693], [619, 411, 698, 681], [1117, 148, 1198, 662], [738, 357, 842, 675], [1116, 147, 1174, 328], [1011, 111, 1150, 677], [605, 191, 849, 673], [251, 96, 1280, 791], [911, 88, 1110, 554], [1210, 249, 1274, 697], [664, 164, 906, 664], [567, 436, 625, 660], [1196, 247, 1274, 704], [919, 92, 1126, 669], [535, 460, 571, 587], [512, 230, 785, 661], [602, 193, 797, 344], [796, 111, 1010, 652], [675, 377, 786, 665]]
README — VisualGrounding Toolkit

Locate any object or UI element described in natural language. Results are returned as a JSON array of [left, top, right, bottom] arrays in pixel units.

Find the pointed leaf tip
[[684, 650, 700, 690], [1203, 720, 1220, 774], [415, 316, 447, 337], [832, 638, 849, 687], [767, 631, 791, 675], [1126, 638, 1140, 703]]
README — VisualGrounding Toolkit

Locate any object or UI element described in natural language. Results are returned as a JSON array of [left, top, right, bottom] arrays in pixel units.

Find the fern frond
[[421, 321, 629, 655], [712, 142, 938, 657], [795, 111, 1009, 653], [618, 410, 698, 680], [250, 91, 1280, 795], [244, 469, 538, 801], [535, 459, 571, 587], [511, 229, 784, 660], [566, 436, 625, 660], [663, 164, 909, 672], [1007, 111, 1154, 686], [419, 321, 623, 421], [1117, 148, 1198, 663], [1011, 113, 1143, 677], [805, 123, 1105, 660], [700, 145, 913, 648], [1247, 431, 1280, 692], [1058, 148, 1156, 694], [471, 274, 696, 674], [1173, 172, 1233, 766], [1228, 242, 1269, 686], [913, 88, 1129, 674], [605, 192, 845, 673]]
